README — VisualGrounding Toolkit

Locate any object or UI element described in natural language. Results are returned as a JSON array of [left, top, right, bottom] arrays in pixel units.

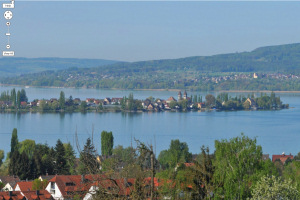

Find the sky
[[5, 1, 300, 61]]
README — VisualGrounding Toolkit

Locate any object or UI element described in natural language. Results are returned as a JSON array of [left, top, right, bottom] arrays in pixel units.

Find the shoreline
[[1, 84, 300, 93]]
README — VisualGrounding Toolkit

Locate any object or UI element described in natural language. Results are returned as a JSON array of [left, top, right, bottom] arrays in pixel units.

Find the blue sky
[[7, 1, 300, 61]]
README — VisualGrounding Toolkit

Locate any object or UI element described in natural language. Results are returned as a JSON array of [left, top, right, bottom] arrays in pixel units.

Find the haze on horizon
[[9, 1, 300, 62]]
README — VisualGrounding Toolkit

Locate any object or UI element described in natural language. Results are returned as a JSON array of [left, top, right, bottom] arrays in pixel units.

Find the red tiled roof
[[22, 190, 53, 200], [272, 154, 294, 164], [0, 191, 25, 200], [15, 182, 33, 192], [167, 97, 176, 102], [184, 163, 195, 167], [48, 175, 104, 198]]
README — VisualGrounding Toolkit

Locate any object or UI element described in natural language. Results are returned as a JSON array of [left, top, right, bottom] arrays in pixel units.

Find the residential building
[[272, 152, 294, 164]]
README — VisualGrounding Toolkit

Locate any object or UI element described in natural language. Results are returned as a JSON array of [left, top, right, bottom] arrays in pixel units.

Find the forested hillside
[[0, 57, 120, 77], [1, 43, 300, 90]]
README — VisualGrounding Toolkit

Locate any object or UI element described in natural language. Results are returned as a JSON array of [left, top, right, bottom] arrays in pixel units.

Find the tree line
[[1, 128, 300, 199]]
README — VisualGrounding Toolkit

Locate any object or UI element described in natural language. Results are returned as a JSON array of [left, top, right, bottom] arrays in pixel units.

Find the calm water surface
[[0, 86, 299, 157]]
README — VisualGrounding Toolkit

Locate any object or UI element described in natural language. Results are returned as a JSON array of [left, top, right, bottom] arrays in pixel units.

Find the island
[[0, 88, 289, 113]]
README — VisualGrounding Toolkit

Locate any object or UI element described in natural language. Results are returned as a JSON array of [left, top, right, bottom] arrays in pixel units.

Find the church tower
[[183, 90, 187, 100], [178, 91, 182, 101]]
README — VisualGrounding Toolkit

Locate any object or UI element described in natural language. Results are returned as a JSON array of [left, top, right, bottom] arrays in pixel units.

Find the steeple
[[183, 90, 187, 100], [178, 91, 182, 101]]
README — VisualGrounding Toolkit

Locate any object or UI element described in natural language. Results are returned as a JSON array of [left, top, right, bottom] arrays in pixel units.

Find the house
[[83, 178, 135, 200], [20, 102, 27, 107], [142, 99, 151, 109], [0, 176, 20, 191], [14, 182, 33, 192], [166, 97, 176, 104], [0, 191, 25, 200], [103, 98, 112, 105], [30, 101, 37, 107], [164, 103, 170, 110], [50, 98, 58, 103], [38, 175, 56, 182], [85, 98, 95, 103], [0, 101, 11, 108], [197, 102, 205, 109], [45, 175, 99, 200], [93, 100, 100, 105], [147, 104, 154, 111], [83, 177, 163, 200], [272, 152, 294, 164], [111, 98, 122, 105], [253, 73, 258, 79], [73, 98, 81, 105], [244, 98, 257, 109], [37, 100, 50, 107], [22, 190, 54, 200]]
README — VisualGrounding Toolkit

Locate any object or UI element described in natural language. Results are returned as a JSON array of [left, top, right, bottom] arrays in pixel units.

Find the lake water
[[0, 85, 300, 157]]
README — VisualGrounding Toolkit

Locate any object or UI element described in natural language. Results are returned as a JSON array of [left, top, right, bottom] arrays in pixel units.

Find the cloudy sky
[[7, 1, 300, 61]]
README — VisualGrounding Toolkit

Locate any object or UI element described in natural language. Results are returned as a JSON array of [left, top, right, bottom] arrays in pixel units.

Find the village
[[0, 89, 288, 113], [0, 151, 295, 200]]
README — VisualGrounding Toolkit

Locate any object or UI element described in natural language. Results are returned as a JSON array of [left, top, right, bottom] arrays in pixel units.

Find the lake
[[1, 85, 300, 157]]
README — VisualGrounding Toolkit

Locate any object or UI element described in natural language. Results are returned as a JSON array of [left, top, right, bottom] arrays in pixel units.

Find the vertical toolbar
[[3, 0, 14, 56]]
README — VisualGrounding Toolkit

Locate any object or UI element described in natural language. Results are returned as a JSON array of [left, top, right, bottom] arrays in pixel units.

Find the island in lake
[[0, 88, 289, 113]]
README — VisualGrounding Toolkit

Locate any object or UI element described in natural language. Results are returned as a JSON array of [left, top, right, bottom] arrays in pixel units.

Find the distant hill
[[1, 43, 300, 91], [0, 57, 120, 77], [91, 43, 300, 74]]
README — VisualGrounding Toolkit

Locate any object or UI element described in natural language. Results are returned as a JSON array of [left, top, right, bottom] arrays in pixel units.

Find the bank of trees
[[0, 88, 28, 109], [2, 128, 300, 199]]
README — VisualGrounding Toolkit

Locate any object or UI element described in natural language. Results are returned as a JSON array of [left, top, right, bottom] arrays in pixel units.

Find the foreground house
[[0, 190, 53, 200], [45, 175, 100, 200], [22, 190, 53, 200], [0, 191, 25, 200], [0, 176, 21, 192], [14, 182, 33, 192], [83, 178, 135, 200]]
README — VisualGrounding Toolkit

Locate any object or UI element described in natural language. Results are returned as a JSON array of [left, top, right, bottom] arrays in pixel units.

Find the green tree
[[10, 128, 19, 158], [113, 145, 136, 165], [80, 101, 87, 112], [213, 134, 267, 199], [79, 138, 99, 174], [19, 139, 36, 159], [64, 143, 76, 175], [20, 89, 28, 102], [190, 146, 214, 200], [32, 179, 49, 190], [249, 175, 300, 200], [59, 91, 65, 110], [9, 151, 31, 180], [101, 131, 114, 157], [9, 150, 20, 176], [158, 139, 192, 169], [16, 91, 21, 108], [0, 150, 4, 167], [205, 94, 215, 108], [54, 139, 68, 175], [10, 88, 16, 107]]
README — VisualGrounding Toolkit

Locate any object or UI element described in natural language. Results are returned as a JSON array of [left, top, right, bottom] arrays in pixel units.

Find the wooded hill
[[0, 57, 119, 77], [1, 43, 300, 90]]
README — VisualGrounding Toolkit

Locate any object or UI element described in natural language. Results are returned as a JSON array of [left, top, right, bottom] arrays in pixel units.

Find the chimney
[[81, 175, 84, 183], [36, 190, 40, 196], [9, 191, 12, 197]]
